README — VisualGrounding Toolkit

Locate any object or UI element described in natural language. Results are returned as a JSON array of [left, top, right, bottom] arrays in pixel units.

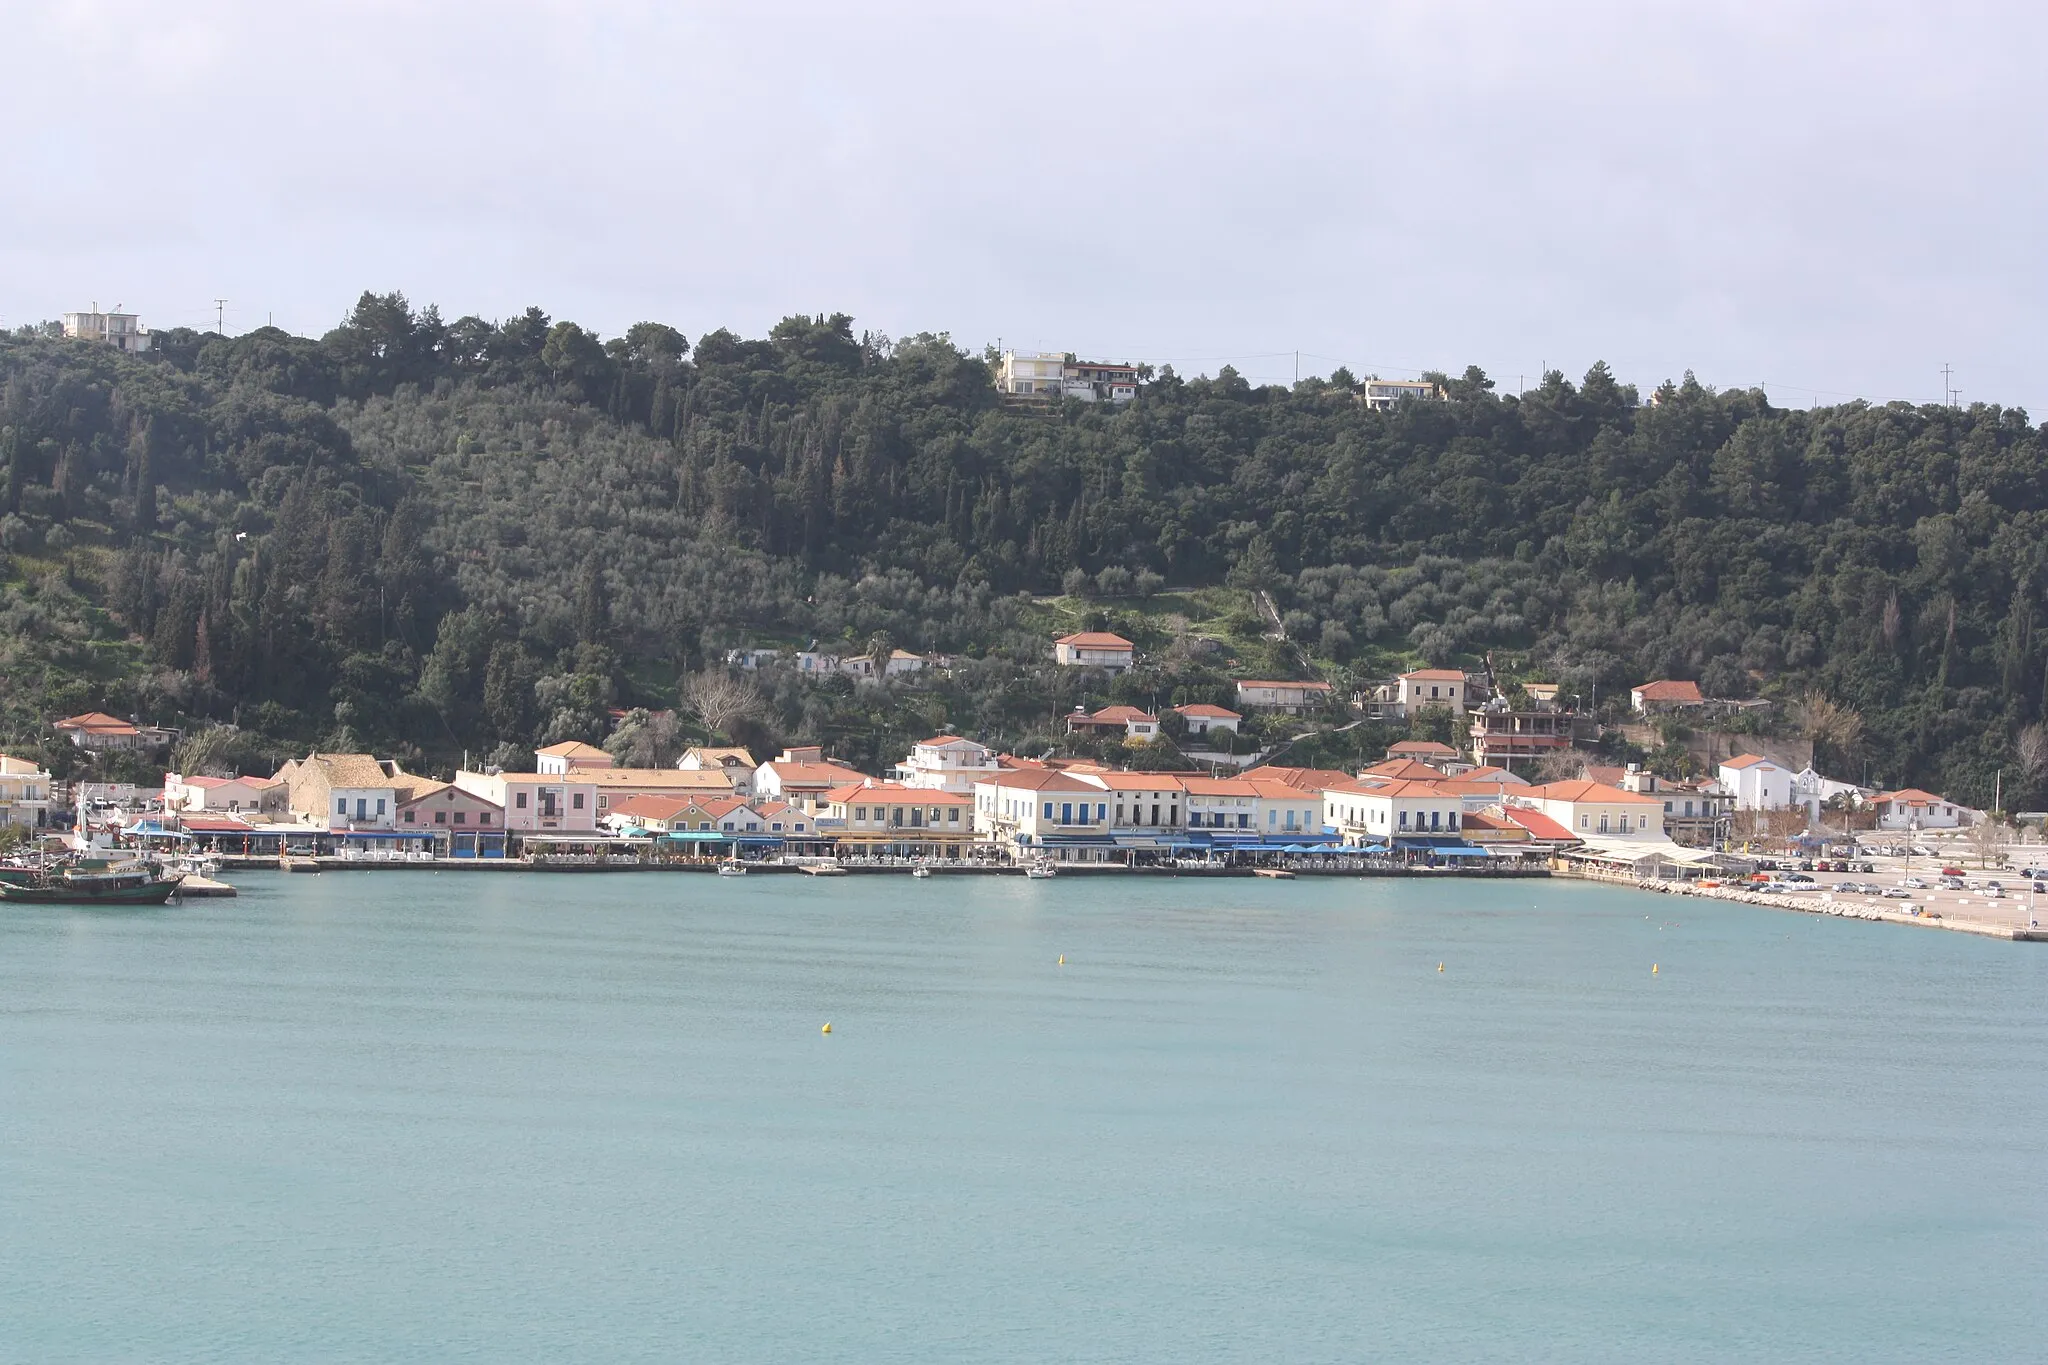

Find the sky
[[7, 0, 2044, 412]]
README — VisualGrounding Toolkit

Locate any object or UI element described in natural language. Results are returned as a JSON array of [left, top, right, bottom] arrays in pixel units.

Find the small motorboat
[[1023, 862, 1057, 880], [717, 861, 748, 877], [910, 866, 932, 879]]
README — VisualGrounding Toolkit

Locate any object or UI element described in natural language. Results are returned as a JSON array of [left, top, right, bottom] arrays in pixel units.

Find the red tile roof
[[1720, 754, 1780, 771], [1236, 679, 1333, 691], [1056, 632, 1135, 649], [1520, 780, 1662, 805], [1400, 669, 1466, 681], [1388, 740, 1459, 757], [1633, 680, 1704, 703], [1173, 703, 1242, 719], [1504, 807, 1576, 840]]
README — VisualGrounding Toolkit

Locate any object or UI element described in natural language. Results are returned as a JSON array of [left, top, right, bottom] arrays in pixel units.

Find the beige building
[[1053, 632, 1136, 672], [63, 307, 152, 353], [0, 754, 53, 829]]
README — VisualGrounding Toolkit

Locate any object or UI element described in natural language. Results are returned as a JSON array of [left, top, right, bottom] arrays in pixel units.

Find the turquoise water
[[3, 872, 2045, 1363]]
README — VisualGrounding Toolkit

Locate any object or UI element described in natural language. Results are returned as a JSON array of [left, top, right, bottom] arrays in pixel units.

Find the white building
[[1717, 754, 1796, 811], [1323, 778, 1466, 844], [1235, 680, 1333, 713], [1053, 632, 1136, 672], [63, 307, 151, 353], [1790, 767, 1867, 824], [1512, 779, 1666, 839], [995, 351, 1138, 403], [1867, 788, 1967, 831], [163, 772, 286, 817], [1173, 703, 1241, 737], [535, 741, 612, 774], [1360, 379, 1441, 410], [893, 735, 1002, 794], [679, 747, 759, 798]]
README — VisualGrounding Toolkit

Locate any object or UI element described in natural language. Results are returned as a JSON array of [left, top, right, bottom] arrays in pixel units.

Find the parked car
[[1939, 876, 1965, 890], [1902, 877, 1928, 889], [1883, 887, 1912, 899], [1832, 881, 1859, 893], [1940, 867, 1965, 878]]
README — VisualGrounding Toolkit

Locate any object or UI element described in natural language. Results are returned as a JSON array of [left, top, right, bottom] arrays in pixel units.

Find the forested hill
[[1, 293, 2044, 807]]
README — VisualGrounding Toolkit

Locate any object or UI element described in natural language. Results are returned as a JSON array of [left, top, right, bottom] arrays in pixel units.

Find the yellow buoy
[[1437, 962, 1444, 973], [1651, 964, 1659, 975], [1058, 954, 1065, 965], [821, 1022, 832, 1034]]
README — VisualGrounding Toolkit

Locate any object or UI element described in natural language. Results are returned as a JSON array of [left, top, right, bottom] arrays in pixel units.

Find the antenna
[[214, 299, 227, 335], [1941, 362, 1958, 408]]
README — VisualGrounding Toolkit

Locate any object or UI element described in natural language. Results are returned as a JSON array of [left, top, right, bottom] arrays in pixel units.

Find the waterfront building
[[755, 753, 871, 811], [892, 735, 1001, 793], [452, 770, 601, 833], [821, 781, 974, 859], [1510, 780, 1665, 839], [970, 769, 1127, 862], [1323, 778, 1465, 846], [0, 754, 53, 829], [275, 753, 413, 831], [395, 780, 506, 852], [163, 772, 287, 818], [679, 747, 759, 797], [564, 766, 734, 819]]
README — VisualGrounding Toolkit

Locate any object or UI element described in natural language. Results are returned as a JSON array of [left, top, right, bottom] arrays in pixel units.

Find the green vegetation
[[2, 295, 2045, 807]]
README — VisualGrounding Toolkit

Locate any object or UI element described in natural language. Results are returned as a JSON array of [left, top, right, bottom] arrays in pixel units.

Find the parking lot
[[1742, 834, 2048, 932]]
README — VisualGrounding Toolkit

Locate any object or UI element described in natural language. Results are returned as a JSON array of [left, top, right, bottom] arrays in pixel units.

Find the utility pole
[[214, 299, 227, 336], [1941, 362, 1958, 408]]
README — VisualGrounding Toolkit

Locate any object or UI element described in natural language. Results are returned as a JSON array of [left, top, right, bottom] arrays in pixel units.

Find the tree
[[605, 707, 683, 768], [682, 670, 763, 739], [1967, 815, 2012, 869], [1797, 692, 1865, 772], [172, 724, 255, 777]]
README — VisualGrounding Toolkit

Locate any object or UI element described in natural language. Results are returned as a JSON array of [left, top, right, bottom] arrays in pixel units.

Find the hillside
[[3, 295, 2046, 805]]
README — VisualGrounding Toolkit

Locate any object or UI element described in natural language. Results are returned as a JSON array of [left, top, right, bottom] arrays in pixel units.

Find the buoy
[[1058, 954, 1065, 965], [1437, 962, 1444, 973], [821, 1022, 832, 1034], [1651, 964, 1659, 975]]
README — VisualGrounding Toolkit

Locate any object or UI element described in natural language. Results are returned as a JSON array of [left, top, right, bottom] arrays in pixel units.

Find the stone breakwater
[[1560, 869, 2047, 942]]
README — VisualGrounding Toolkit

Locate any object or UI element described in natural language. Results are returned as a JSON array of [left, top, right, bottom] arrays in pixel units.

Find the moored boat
[[0, 859, 184, 905]]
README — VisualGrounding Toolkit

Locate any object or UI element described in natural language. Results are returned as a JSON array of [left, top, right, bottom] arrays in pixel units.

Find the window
[[1430, 811, 1441, 831], [1664, 802, 1673, 813], [455, 812, 468, 825], [572, 793, 584, 810], [1043, 802, 1054, 820], [1580, 814, 1589, 828], [337, 798, 347, 815], [949, 809, 961, 825], [434, 811, 447, 825], [376, 798, 386, 816], [356, 798, 367, 819], [1599, 814, 1610, 832], [1448, 812, 1459, 830], [480, 813, 491, 826], [404, 810, 416, 823], [516, 792, 529, 809], [1400, 811, 1410, 830], [1639, 815, 1649, 830], [1095, 803, 1106, 821]]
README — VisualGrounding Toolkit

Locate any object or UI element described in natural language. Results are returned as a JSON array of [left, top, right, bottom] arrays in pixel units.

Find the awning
[[334, 829, 437, 840], [1429, 846, 1493, 859], [661, 830, 734, 842]]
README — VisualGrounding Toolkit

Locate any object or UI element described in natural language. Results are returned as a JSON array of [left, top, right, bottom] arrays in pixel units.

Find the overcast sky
[[8, 1, 2043, 411]]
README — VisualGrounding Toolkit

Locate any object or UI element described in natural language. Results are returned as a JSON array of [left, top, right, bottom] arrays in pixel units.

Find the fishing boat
[[717, 860, 748, 877], [910, 866, 932, 879], [0, 858, 184, 905], [1023, 861, 1057, 880]]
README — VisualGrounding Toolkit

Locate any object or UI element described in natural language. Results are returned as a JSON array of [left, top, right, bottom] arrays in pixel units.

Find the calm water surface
[[3, 872, 2044, 1363]]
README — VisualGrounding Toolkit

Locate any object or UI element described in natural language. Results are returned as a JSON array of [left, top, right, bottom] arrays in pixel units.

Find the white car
[[1901, 877, 1927, 890], [1882, 887, 1912, 899]]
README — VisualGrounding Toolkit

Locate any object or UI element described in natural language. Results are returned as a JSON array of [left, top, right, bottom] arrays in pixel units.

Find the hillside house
[[1396, 669, 1468, 715], [1172, 703, 1241, 737], [1054, 632, 1137, 672], [995, 351, 1139, 403], [53, 711, 178, 752], [1235, 680, 1333, 714], [1066, 705, 1160, 741], [1631, 680, 1705, 714], [1360, 378, 1441, 410], [536, 741, 613, 774], [679, 747, 759, 797]]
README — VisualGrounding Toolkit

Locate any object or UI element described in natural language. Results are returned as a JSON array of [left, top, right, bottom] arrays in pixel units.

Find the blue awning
[[334, 829, 437, 840], [662, 830, 734, 842], [1429, 846, 1494, 858]]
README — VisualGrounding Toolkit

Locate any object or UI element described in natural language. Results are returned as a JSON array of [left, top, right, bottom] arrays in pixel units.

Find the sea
[[2, 871, 2044, 1363]]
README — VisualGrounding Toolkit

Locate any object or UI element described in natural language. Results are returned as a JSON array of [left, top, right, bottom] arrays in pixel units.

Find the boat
[[799, 863, 849, 877], [910, 866, 932, 879], [717, 860, 748, 877], [1023, 862, 1057, 879], [0, 858, 184, 905], [1253, 867, 1296, 880]]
